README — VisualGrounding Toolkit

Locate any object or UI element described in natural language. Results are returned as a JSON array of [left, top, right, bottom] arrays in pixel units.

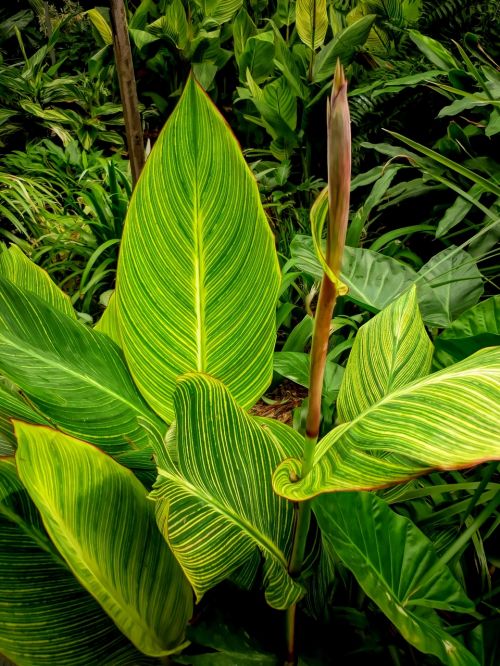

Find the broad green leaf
[[296, 0, 328, 51], [0, 382, 48, 454], [416, 246, 483, 327], [116, 76, 280, 423], [314, 492, 478, 666], [151, 373, 304, 610], [313, 15, 376, 82], [290, 234, 418, 311], [0, 245, 75, 318], [0, 278, 160, 460], [238, 32, 276, 83], [0, 458, 157, 665], [15, 423, 193, 657], [337, 287, 433, 421], [434, 296, 500, 369], [273, 348, 500, 501]]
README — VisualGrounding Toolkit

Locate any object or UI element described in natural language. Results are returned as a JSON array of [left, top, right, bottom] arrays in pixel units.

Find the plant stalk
[[285, 61, 351, 665], [109, 0, 145, 187]]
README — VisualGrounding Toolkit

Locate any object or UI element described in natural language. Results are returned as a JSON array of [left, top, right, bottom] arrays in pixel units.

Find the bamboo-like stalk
[[285, 60, 351, 665], [109, 0, 145, 187]]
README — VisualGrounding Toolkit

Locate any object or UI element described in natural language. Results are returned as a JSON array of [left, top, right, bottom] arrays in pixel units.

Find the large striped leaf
[[314, 492, 478, 666], [0, 458, 158, 665], [337, 286, 433, 422], [296, 0, 328, 51], [14, 423, 193, 657], [0, 278, 161, 461], [115, 76, 280, 423], [0, 245, 75, 319], [151, 373, 304, 610], [273, 347, 500, 501]]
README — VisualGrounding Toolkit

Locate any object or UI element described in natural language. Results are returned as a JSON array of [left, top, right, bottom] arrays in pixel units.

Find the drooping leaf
[[313, 15, 376, 82], [0, 278, 160, 460], [296, 0, 328, 51], [314, 492, 478, 666], [416, 246, 484, 328], [0, 458, 158, 665], [151, 373, 304, 610], [15, 423, 193, 657], [337, 286, 433, 421], [0, 245, 75, 319], [273, 348, 500, 501], [434, 296, 500, 369], [115, 76, 280, 423]]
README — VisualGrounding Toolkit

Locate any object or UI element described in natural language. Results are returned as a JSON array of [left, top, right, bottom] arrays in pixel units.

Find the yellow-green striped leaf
[[296, 0, 328, 51], [314, 492, 479, 666], [14, 423, 193, 657], [0, 278, 161, 461], [0, 245, 75, 319], [151, 373, 304, 610], [273, 347, 500, 501], [115, 76, 280, 423], [0, 458, 158, 665], [337, 286, 433, 422]]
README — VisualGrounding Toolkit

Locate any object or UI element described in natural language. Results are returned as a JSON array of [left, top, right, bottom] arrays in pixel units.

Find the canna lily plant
[[0, 69, 499, 666]]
